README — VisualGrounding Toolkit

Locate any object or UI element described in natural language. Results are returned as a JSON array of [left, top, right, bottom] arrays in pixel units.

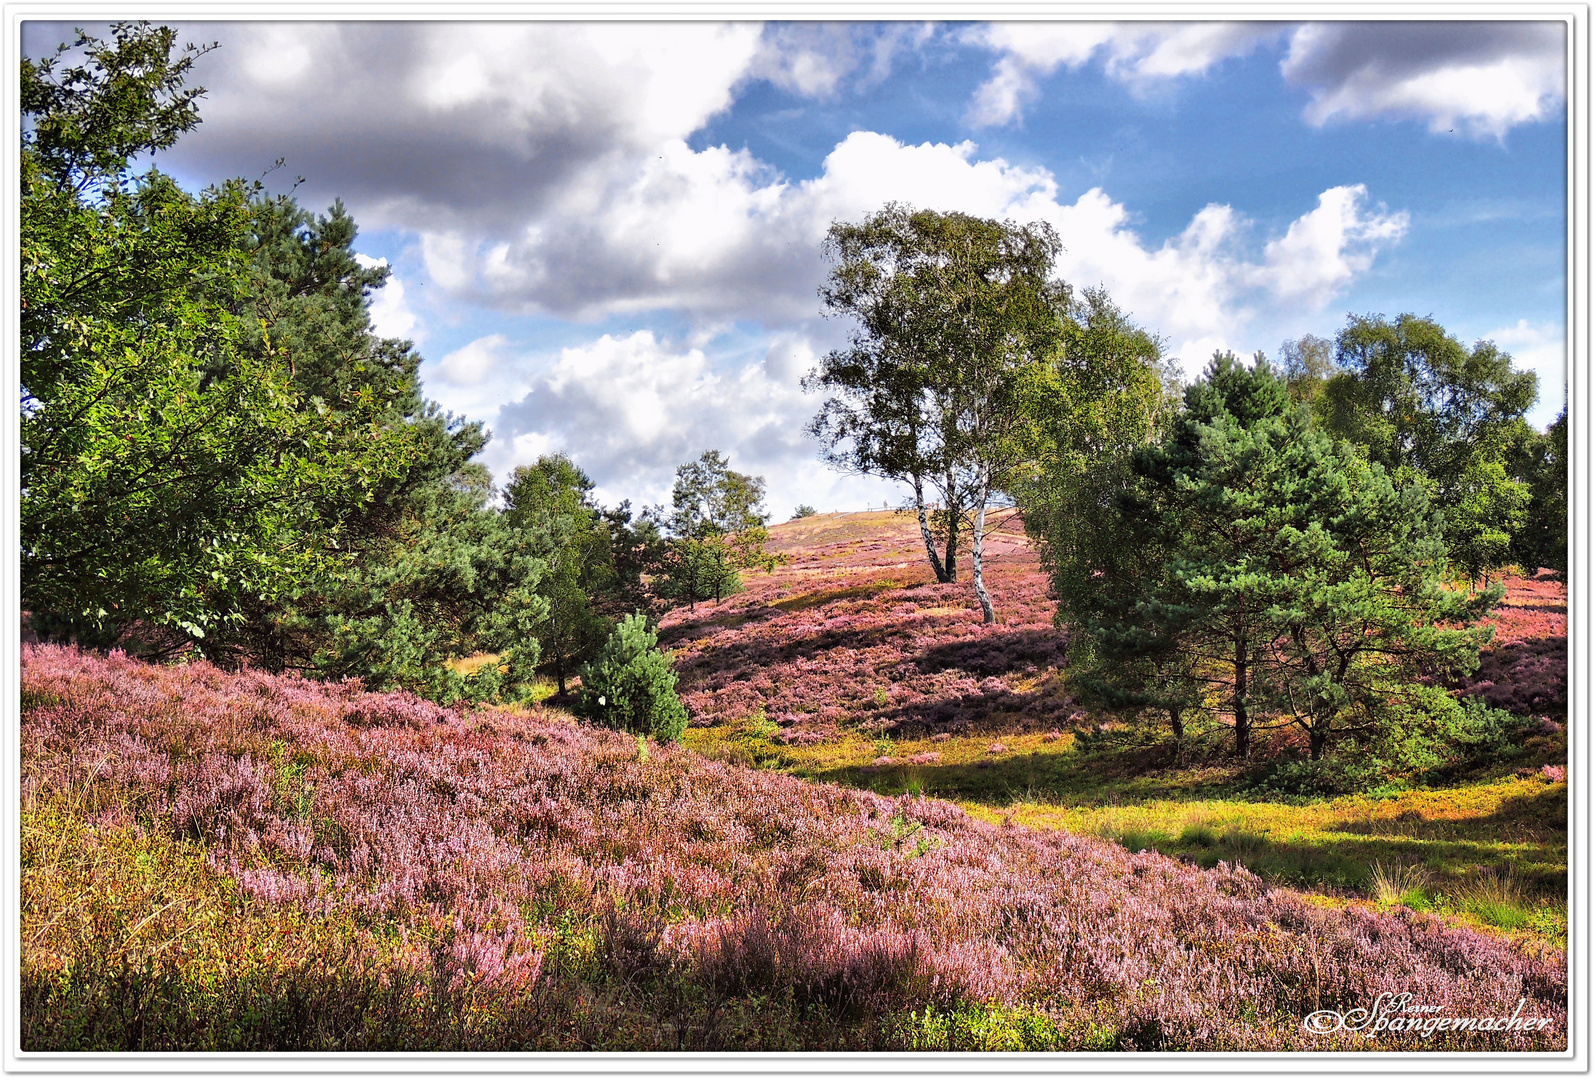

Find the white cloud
[[146, 21, 765, 234], [415, 334, 536, 424], [354, 254, 422, 342], [1252, 185, 1409, 308], [40, 21, 1425, 506], [1483, 319, 1566, 426], [963, 22, 1281, 126], [486, 330, 894, 515], [748, 23, 932, 98], [411, 128, 1404, 378], [1281, 22, 1565, 139], [437, 333, 511, 387]]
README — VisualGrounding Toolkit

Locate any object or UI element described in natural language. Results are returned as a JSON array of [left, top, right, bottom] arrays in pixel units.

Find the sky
[[22, 19, 1569, 519]]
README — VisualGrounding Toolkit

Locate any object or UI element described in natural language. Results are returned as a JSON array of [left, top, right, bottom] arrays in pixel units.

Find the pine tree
[[577, 613, 688, 743], [1079, 353, 1498, 762]]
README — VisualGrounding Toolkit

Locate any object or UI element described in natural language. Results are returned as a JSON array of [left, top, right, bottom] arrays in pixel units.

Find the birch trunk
[[913, 473, 949, 582], [970, 478, 995, 625]]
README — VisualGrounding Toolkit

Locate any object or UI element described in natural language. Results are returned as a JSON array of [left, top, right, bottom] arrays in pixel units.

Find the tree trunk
[[555, 652, 567, 697], [1169, 706, 1185, 743], [943, 470, 959, 582], [1309, 723, 1327, 761], [913, 474, 949, 583], [970, 484, 995, 625], [1233, 627, 1250, 758]]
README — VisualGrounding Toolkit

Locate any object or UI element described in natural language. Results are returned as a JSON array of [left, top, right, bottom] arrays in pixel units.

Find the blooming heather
[[22, 644, 1565, 1051], [665, 513, 1075, 743], [1458, 572, 1567, 716]]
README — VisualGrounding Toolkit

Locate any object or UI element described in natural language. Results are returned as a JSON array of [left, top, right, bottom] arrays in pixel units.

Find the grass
[[447, 654, 560, 702]]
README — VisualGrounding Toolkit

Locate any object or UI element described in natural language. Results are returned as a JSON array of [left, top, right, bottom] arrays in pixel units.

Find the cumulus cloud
[[1281, 22, 1566, 139], [1006, 183, 1406, 370], [409, 128, 1405, 372], [747, 22, 934, 98], [485, 330, 886, 514], [353, 254, 422, 342], [963, 22, 1282, 126], [1251, 185, 1410, 307], [100, 20, 767, 233], [1483, 319, 1566, 424]]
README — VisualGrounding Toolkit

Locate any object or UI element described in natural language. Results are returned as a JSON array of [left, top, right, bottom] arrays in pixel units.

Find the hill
[[21, 520, 1569, 1051], [665, 511, 1568, 936]]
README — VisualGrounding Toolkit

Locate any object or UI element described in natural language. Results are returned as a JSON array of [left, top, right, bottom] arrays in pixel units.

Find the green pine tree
[[1074, 353, 1499, 762]]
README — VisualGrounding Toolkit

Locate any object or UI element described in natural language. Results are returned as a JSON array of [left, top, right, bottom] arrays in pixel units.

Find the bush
[[1445, 696, 1539, 768], [577, 614, 688, 743], [792, 504, 818, 519], [1252, 757, 1386, 797]]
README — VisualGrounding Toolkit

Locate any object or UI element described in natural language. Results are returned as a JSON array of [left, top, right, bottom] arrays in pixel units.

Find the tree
[[658, 451, 782, 610], [1317, 313, 1538, 582], [808, 204, 969, 584], [809, 204, 1068, 622], [1278, 333, 1333, 405], [1509, 409, 1567, 579], [504, 454, 617, 696], [314, 464, 549, 703], [1078, 354, 1498, 761], [21, 23, 422, 648], [212, 194, 488, 675], [1017, 286, 1174, 638], [21, 24, 555, 706], [577, 613, 689, 743]]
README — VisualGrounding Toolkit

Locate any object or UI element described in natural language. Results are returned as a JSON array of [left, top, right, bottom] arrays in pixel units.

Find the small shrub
[[1253, 757, 1385, 796], [577, 614, 689, 743], [792, 504, 818, 519]]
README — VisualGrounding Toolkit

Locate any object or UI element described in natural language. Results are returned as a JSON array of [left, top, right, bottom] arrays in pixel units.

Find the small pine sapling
[[577, 613, 688, 743]]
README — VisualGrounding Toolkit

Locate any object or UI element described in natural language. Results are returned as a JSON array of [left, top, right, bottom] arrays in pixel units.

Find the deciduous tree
[[1317, 313, 1538, 583], [659, 451, 782, 610], [809, 204, 1067, 622]]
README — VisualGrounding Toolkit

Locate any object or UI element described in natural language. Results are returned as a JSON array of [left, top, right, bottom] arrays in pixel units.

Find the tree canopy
[[809, 203, 1068, 622], [657, 450, 783, 610], [21, 23, 424, 647], [1317, 313, 1539, 582]]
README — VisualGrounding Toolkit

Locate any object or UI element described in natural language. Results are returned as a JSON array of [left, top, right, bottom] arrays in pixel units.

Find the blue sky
[[23, 19, 1568, 518]]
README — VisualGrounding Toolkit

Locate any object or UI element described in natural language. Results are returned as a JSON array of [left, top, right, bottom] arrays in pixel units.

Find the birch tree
[[808, 205, 1065, 620]]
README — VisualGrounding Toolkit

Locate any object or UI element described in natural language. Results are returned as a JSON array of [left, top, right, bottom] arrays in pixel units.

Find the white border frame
[[2, 3, 1586, 1076]]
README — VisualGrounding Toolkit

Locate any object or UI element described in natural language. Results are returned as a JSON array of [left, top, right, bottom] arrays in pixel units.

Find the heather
[[665, 510, 1070, 746], [21, 643, 1564, 1050], [672, 512, 1567, 942], [1458, 570, 1567, 716]]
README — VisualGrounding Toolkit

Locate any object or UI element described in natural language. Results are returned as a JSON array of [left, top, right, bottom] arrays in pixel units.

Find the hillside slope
[[21, 642, 1565, 1051], [665, 509, 1074, 743], [666, 509, 1566, 744]]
